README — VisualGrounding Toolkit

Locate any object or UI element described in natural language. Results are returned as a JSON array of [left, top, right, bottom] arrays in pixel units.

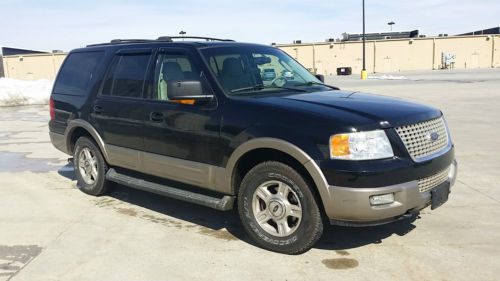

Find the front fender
[[222, 136, 331, 217]]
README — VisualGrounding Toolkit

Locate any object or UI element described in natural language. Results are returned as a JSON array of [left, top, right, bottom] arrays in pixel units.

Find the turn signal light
[[330, 134, 350, 157]]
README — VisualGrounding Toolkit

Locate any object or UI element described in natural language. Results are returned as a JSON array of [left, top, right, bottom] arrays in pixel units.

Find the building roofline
[[274, 34, 499, 47]]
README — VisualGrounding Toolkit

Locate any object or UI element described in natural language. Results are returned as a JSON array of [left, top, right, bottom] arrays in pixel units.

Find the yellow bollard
[[361, 70, 368, 80]]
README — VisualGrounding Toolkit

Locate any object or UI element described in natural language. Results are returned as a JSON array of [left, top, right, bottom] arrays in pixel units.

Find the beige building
[[278, 35, 500, 75], [1, 35, 499, 80], [1, 52, 67, 80]]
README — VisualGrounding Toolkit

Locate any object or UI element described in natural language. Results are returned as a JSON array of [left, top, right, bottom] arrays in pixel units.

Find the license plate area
[[430, 182, 450, 210]]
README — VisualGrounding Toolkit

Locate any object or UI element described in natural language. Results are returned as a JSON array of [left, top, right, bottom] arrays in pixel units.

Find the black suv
[[49, 36, 457, 254]]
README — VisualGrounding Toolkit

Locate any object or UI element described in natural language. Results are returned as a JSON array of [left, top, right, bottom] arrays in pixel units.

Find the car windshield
[[201, 46, 329, 96]]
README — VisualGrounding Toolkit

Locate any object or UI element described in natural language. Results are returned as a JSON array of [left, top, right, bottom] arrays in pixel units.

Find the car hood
[[257, 90, 442, 129]]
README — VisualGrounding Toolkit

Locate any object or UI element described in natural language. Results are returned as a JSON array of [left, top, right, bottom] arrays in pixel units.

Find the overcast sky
[[1, 0, 498, 52]]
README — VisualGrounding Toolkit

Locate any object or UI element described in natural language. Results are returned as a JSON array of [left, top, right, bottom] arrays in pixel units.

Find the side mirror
[[315, 74, 325, 83], [167, 80, 213, 103], [254, 56, 271, 65]]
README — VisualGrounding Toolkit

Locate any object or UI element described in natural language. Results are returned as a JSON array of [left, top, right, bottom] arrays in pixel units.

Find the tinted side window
[[53, 51, 104, 95], [102, 53, 151, 98]]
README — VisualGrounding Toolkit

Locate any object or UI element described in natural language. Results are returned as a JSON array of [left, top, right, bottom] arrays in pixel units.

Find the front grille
[[395, 117, 449, 161], [418, 166, 450, 192]]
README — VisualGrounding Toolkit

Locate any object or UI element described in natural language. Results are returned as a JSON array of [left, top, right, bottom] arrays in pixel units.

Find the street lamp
[[179, 31, 186, 41], [388, 21, 395, 31], [361, 0, 367, 80]]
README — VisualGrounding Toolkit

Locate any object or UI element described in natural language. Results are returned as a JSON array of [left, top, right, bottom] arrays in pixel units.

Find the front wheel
[[238, 161, 323, 254]]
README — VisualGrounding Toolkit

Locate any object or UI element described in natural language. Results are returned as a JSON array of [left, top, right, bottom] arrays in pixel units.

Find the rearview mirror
[[167, 80, 213, 103]]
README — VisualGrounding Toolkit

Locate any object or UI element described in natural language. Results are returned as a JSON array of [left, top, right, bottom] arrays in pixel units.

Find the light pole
[[388, 21, 395, 31], [361, 0, 367, 80], [179, 30, 186, 41]]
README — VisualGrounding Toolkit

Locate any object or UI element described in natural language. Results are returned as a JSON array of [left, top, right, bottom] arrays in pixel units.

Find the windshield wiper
[[296, 81, 340, 90], [230, 84, 265, 93], [231, 84, 309, 94], [272, 86, 309, 93]]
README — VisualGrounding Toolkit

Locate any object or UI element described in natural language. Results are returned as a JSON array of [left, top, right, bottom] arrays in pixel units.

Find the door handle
[[93, 105, 103, 114], [150, 112, 164, 122]]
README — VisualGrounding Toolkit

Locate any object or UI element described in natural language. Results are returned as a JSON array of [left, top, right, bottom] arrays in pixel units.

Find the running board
[[105, 168, 235, 211]]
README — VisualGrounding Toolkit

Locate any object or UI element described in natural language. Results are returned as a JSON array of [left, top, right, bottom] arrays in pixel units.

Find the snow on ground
[[0, 78, 53, 106], [368, 74, 408, 80]]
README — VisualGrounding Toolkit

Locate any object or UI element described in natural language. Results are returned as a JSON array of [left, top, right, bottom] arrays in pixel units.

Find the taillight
[[49, 97, 55, 120]]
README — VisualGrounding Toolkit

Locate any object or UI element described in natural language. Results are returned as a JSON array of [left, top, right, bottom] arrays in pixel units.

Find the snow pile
[[0, 78, 54, 106], [368, 74, 408, 80]]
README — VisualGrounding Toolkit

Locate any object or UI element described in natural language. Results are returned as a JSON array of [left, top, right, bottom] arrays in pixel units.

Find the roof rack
[[87, 36, 235, 47], [157, 36, 235, 42], [110, 39, 157, 44], [87, 39, 157, 47]]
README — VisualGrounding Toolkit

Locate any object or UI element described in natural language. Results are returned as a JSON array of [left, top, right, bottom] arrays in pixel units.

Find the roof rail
[[109, 39, 157, 44], [86, 36, 235, 47], [157, 36, 235, 42], [87, 39, 157, 47]]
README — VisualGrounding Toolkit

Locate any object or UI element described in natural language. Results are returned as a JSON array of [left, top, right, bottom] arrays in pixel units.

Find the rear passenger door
[[90, 48, 153, 170]]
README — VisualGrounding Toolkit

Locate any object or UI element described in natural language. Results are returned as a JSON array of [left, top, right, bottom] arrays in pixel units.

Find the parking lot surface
[[1, 69, 499, 281]]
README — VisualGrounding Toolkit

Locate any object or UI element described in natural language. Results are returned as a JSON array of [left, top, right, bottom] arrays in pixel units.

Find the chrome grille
[[395, 117, 449, 161], [418, 166, 450, 192]]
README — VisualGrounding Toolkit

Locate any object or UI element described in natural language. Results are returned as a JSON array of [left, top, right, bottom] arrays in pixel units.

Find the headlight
[[329, 130, 394, 160]]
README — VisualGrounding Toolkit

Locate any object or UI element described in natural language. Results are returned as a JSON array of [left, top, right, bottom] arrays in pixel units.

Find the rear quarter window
[[53, 51, 104, 95]]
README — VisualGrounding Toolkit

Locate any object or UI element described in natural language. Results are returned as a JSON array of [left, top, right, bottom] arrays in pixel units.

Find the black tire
[[73, 136, 109, 196], [238, 161, 323, 254]]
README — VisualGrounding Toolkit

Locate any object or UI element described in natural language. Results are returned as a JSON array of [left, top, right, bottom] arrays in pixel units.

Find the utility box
[[337, 67, 352, 75]]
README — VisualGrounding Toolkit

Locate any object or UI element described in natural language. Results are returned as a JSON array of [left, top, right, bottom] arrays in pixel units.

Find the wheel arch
[[224, 138, 331, 214], [65, 119, 109, 162]]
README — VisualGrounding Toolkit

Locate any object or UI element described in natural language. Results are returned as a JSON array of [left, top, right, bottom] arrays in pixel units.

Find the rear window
[[53, 51, 104, 95], [101, 53, 151, 98]]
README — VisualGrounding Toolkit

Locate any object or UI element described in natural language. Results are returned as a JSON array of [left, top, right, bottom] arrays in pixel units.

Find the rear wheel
[[74, 136, 109, 196], [238, 161, 323, 254]]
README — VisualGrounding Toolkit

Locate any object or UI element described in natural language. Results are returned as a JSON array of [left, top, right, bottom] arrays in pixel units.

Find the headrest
[[222, 58, 244, 76], [162, 61, 184, 81]]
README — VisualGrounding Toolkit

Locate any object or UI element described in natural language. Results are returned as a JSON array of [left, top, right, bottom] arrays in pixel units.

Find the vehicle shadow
[[57, 163, 76, 181], [316, 219, 417, 251], [58, 164, 418, 252]]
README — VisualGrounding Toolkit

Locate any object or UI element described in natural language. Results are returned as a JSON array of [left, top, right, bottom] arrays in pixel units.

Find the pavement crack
[[457, 179, 500, 204]]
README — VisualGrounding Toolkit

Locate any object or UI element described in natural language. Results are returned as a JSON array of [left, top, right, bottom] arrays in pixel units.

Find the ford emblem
[[427, 132, 439, 141]]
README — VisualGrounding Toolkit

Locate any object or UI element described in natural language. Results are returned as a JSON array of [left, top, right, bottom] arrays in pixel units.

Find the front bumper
[[325, 159, 457, 226]]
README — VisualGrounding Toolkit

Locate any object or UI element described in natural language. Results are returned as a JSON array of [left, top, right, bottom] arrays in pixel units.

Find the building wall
[[2, 53, 67, 80], [1, 35, 498, 80], [278, 35, 500, 75], [433, 36, 494, 69], [0, 56, 4, 77]]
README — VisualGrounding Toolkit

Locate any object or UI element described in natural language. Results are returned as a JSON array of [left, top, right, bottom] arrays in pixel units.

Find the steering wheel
[[271, 77, 287, 87]]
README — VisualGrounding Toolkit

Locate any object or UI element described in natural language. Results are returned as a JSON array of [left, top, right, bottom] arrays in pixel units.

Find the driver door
[[142, 48, 223, 188]]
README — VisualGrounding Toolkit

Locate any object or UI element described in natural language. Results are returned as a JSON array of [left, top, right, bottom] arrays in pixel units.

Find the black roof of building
[[1, 47, 49, 56], [342, 30, 419, 41], [458, 27, 500, 36]]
